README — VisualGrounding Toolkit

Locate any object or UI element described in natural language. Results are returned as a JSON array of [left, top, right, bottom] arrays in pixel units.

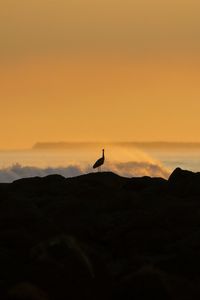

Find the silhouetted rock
[[1, 169, 200, 299], [168, 167, 200, 196], [124, 176, 167, 192]]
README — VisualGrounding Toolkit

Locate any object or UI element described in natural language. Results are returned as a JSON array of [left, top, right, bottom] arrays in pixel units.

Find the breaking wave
[[0, 160, 169, 183]]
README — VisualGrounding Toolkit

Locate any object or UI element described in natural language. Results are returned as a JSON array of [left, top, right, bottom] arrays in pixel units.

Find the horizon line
[[1, 141, 200, 152]]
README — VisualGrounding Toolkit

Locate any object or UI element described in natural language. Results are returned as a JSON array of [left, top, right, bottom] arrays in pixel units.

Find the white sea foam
[[0, 160, 169, 183]]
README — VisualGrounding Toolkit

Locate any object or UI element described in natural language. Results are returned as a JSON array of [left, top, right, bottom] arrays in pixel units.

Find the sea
[[0, 143, 200, 182]]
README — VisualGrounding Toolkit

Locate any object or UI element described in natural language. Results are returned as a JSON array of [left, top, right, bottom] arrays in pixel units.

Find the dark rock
[[124, 176, 167, 192], [1, 170, 200, 299], [168, 167, 200, 197]]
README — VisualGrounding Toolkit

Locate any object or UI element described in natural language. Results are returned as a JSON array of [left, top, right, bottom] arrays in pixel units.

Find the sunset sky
[[1, 0, 200, 149]]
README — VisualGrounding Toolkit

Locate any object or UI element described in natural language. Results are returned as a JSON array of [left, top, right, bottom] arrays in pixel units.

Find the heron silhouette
[[93, 149, 105, 172]]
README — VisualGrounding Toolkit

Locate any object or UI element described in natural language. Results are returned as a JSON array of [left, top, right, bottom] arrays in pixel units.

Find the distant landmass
[[33, 142, 102, 149], [33, 141, 200, 150]]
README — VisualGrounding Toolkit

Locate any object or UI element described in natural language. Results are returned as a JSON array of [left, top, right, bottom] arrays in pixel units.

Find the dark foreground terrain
[[1, 168, 200, 299]]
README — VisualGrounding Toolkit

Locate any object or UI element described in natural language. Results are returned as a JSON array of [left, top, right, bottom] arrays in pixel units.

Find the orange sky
[[0, 0, 200, 149]]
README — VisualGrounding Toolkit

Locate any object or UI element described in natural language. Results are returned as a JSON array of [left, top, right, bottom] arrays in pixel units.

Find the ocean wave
[[0, 161, 169, 183]]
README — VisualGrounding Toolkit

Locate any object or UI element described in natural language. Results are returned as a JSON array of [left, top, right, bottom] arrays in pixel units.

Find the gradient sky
[[1, 0, 200, 149]]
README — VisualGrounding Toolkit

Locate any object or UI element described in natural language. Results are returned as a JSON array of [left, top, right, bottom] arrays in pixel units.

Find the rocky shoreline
[[1, 168, 200, 299]]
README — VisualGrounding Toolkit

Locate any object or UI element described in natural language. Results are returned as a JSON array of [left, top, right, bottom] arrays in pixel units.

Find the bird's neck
[[102, 150, 104, 158]]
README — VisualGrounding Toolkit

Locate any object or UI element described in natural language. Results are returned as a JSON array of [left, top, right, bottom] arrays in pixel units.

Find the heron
[[93, 149, 105, 172]]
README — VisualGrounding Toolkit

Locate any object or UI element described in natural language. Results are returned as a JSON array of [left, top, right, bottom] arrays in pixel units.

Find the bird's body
[[93, 149, 105, 171]]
